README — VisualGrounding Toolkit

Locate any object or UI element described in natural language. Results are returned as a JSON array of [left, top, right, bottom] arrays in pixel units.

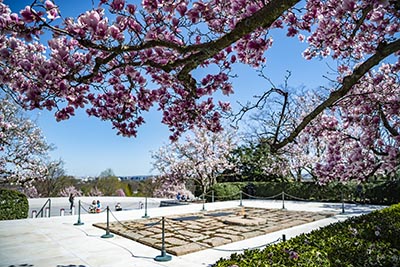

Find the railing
[[35, 198, 51, 218]]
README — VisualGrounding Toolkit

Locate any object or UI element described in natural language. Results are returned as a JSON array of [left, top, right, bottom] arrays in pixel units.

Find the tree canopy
[[0, 96, 52, 188], [0, 0, 398, 182], [152, 127, 236, 195]]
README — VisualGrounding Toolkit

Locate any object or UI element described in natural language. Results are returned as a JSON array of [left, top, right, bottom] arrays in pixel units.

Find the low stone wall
[[28, 196, 169, 206]]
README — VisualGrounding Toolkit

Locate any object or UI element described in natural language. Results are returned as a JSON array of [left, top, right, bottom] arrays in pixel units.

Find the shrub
[[211, 180, 399, 205], [213, 203, 400, 267], [211, 182, 243, 201], [0, 188, 29, 220]]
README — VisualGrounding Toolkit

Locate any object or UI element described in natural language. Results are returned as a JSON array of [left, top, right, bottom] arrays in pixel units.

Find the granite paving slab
[[93, 207, 335, 256]]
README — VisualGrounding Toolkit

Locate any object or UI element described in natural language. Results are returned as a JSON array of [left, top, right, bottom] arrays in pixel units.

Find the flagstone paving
[[93, 207, 335, 256]]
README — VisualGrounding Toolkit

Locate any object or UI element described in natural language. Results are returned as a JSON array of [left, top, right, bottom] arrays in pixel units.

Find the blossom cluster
[[0, 0, 398, 182], [297, 62, 400, 182], [1, 0, 394, 138], [0, 97, 51, 188]]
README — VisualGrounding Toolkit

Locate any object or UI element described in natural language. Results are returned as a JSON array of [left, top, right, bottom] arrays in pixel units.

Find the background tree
[[33, 160, 67, 197], [152, 127, 237, 197], [0, 96, 52, 189], [237, 86, 326, 182], [231, 141, 290, 182], [138, 177, 159, 197], [95, 168, 122, 196], [94, 176, 121, 195], [98, 168, 116, 178], [1, 0, 398, 183]]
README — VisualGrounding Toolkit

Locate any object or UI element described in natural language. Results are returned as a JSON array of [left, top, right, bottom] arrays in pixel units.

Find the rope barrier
[[212, 192, 241, 200], [109, 209, 162, 232], [346, 199, 365, 205], [198, 190, 239, 199], [80, 205, 91, 213], [241, 191, 283, 200]]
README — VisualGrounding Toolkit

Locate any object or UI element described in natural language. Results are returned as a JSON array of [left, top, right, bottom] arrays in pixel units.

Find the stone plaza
[[94, 206, 335, 256], [0, 199, 384, 267]]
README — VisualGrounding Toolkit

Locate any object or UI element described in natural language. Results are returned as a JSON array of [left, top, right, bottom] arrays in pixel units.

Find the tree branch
[[379, 105, 399, 137], [271, 39, 400, 152]]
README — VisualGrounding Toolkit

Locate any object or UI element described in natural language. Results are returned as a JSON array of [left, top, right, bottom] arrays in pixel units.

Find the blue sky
[[4, 0, 333, 177]]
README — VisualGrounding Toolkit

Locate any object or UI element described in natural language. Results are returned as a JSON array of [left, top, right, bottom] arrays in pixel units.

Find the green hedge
[[0, 188, 29, 220], [210, 180, 400, 205], [213, 203, 400, 267]]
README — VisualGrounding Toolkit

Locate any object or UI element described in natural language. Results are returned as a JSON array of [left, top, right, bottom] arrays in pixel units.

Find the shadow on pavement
[[321, 202, 384, 214]]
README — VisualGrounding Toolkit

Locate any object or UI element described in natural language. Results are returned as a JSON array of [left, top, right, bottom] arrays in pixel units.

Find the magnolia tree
[[243, 82, 400, 183], [152, 127, 236, 198], [88, 186, 103, 196], [58, 185, 82, 197], [0, 0, 399, 182], [0, 96, 51, 188]]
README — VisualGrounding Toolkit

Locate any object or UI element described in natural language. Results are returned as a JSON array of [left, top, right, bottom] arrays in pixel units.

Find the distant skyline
[[4, 0, 334, 177]]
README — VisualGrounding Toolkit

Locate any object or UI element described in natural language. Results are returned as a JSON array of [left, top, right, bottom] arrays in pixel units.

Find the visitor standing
[[96, 200, 101, 213], [69, 193, 75, 210]]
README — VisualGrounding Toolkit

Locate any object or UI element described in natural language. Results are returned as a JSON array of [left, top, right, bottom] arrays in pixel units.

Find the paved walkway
[[0, 199, 384, 267]]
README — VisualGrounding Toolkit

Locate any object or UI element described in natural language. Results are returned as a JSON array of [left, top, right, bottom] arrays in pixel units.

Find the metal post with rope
[[154, 217, 172, 262], [142, 197, 150, 218], [201, 193, 206, 211], [74, 200, 84, 226], [101, 206, 114, 238], [341, 191, 345, 213]]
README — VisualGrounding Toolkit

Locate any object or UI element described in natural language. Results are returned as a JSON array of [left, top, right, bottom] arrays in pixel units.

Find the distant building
[[118, 175, 156, 181]]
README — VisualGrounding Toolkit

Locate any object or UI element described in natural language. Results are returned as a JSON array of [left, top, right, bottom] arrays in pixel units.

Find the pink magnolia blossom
[[115, 188, 126, 196], [89, 186, 104, 196], [0, 0, 398, 183], [58, 186, 83, 197]]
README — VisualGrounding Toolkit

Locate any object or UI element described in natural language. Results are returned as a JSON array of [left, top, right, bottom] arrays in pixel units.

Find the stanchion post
[[60, 208, 65, 216], [212, 190, 214, 203], [101, 206, 114, 238], [201, 193, 206, 211], [282, 234, 286, 242], [142, 197, 150, 218], [239, 191, 243, 207], [32, 210, 37, 218], [282, 191, 286, 210], [74, 200, 84, 226], [341, 191, 345, 214], [48, 199, 51, 218], [154, 217, 172, 262]]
